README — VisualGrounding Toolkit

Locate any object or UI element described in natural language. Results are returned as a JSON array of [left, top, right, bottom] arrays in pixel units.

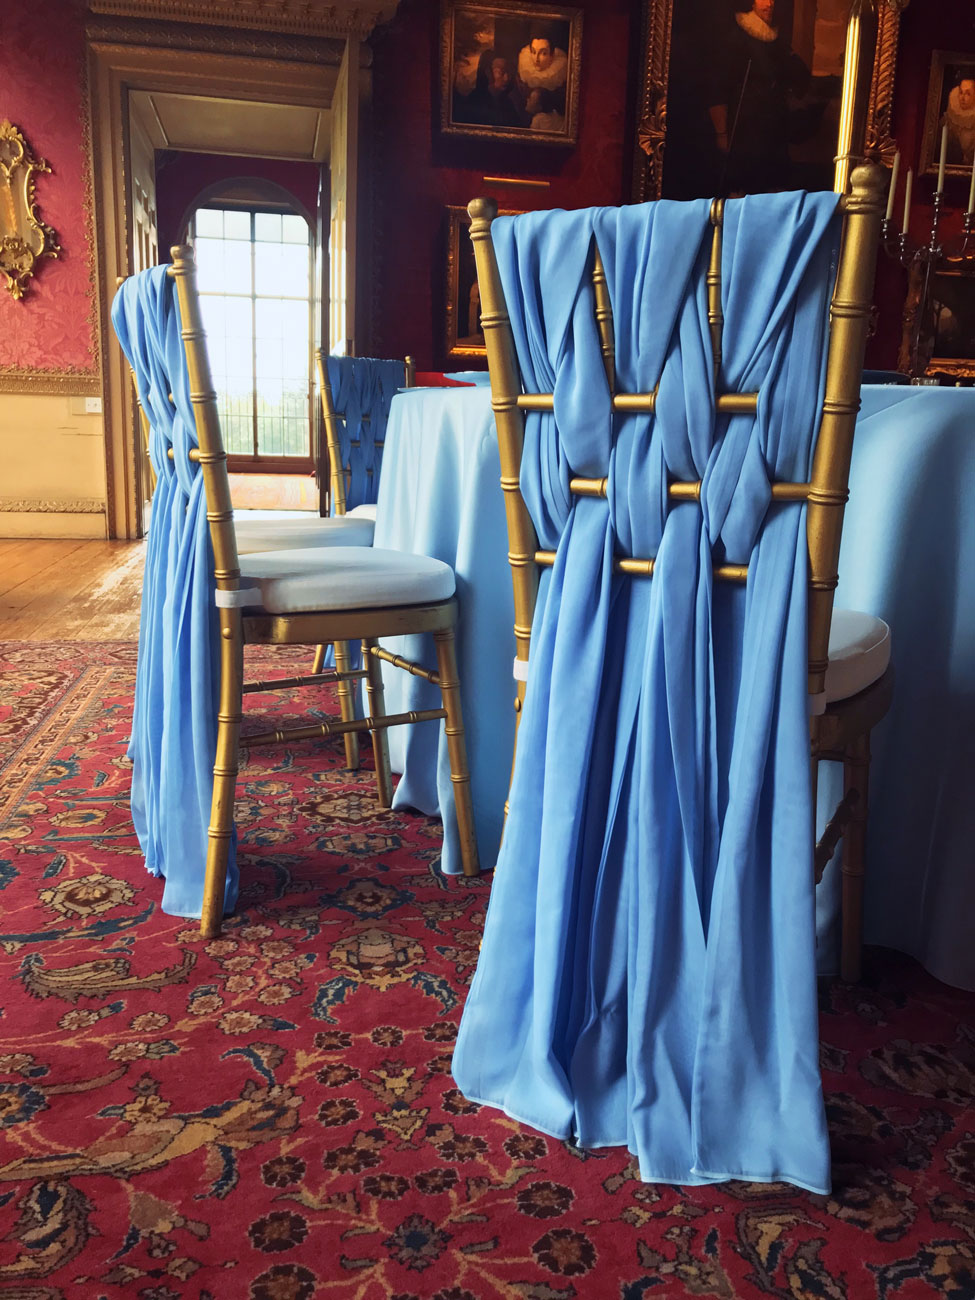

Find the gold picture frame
[[440, 0, 583, 146], [900, 264, 975, 380], [0, 121, 61, 301], [632, 0, 909, 201], [919, 50, 975, 180], [445, 203, 521, 360]]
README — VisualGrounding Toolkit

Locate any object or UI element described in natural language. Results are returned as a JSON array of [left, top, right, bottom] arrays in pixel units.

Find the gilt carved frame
[[0, 122, 61, 302], [632, 0, 910, 202]]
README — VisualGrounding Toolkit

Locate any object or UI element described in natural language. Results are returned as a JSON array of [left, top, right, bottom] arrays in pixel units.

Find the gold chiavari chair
[[121, 379, 379, 792], [316, 349, 415, 523], [132, 244, 479, 937], [310, 351, 414, 769], [469, 162, 892, 983]]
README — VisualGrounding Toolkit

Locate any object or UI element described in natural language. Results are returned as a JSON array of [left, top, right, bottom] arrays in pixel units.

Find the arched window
[[188, 186, 315, 470]]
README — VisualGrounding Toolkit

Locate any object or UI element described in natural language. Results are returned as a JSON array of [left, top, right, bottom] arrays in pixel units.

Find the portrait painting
[[900, 267, 975, 380], [921, 51, 975, 177], [445, 205, 521, 359], [440, 0, 583, 145], [633, 0, 902, 201]]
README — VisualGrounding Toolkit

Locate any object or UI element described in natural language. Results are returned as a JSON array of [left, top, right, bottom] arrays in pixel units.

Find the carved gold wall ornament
[[0, 122, 61, 301]]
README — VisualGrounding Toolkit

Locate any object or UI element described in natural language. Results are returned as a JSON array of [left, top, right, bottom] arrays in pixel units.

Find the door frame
[[88, 38, 350, 538]]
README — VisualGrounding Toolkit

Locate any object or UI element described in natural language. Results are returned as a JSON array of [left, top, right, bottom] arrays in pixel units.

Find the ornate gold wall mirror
[[632, 0, 909, 201], [0, 121, 61, 301]]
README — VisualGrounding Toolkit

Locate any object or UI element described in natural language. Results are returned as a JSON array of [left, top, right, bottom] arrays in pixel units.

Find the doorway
[[89, 35, 364, 539]]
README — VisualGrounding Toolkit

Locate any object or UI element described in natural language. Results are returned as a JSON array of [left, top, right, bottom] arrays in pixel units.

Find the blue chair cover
[[111, 266, 238, 919], [325, 357, 404, 510], [453, 192, 841, 1193]]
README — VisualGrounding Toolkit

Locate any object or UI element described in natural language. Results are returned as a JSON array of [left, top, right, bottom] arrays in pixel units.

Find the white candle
[[902, 167, 913, 235], [968, 152, 975, 215], [885, 150, 901, 221], [937, 123, 948, 194]]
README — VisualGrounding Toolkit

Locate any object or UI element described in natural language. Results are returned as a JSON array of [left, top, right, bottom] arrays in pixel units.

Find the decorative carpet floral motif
[[0, 641, 973, 1298]]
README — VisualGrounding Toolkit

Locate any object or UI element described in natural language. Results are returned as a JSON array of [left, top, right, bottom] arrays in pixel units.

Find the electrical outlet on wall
[[68, 396, 104, 416]]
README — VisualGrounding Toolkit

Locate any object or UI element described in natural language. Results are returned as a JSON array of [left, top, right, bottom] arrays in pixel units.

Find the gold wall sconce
[[0, 121, 60, 301]]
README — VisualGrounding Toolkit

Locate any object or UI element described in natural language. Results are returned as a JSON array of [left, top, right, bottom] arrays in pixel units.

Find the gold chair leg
[[310, 644, 326, 675], [362, 638, 393, 808], [201, 619, 243, 939], [332, 640, 360, 770], [840, 730, 870, 983], [433, 626, 480, 877]]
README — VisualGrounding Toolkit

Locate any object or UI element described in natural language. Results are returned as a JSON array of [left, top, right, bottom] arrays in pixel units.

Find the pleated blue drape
[[325, 358, 404, 510], [452, 193, 841, 1194], [112, 267, 238, 919]]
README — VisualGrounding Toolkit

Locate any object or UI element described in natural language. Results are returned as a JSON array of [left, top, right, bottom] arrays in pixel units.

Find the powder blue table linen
[[112, 266, 238, 919], [372, 390, 974, 998], [373, 385, 513, 874], [831, 385, 975, 991], [452, 194, 843, 1193]]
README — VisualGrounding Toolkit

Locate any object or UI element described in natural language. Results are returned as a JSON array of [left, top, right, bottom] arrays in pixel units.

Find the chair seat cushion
[[348, 503, 378, 522], [238, 546, 455, 614], [825, 608, 891, 703], [235, 514, 374, 555]]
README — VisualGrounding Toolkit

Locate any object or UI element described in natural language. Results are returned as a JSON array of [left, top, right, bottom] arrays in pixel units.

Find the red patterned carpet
[[0, 640, 973, 1299]]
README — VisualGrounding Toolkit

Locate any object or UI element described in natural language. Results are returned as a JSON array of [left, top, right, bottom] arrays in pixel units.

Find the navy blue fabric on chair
[[452, 192, 853, 1194], [325, 357, 404, 512]]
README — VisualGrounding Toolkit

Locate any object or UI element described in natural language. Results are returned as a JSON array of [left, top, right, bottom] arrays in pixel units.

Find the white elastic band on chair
[[808, 691, 827, 717], [214, 586, 262, 608], [513, 657, 529, 683]]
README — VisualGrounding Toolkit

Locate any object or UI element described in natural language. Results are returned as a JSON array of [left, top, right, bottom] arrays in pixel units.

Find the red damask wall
[[0, 0, 98, 378], [369, 0, 637, 369]]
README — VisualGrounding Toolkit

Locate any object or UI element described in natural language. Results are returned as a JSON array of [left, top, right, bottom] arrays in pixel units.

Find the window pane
[[282, 213, 308, 244], [278, 245, 310, 298], [224, 209, 251, 240], [256, 342, 284, 383], [195, 208, 224, 238], [199, 295, 228, 345], [191, 202, 311, 463], [253, 242, 282, 296], [195, 237, 226, 293], [281, 418, 307, 456], [255, 211, 281, 243], [255, 298, 283, 338], [223, 240, 252, 293]]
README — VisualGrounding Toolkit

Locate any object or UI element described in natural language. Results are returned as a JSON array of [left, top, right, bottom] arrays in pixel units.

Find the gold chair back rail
[[516, 391, 758, 414], [569, 478, 813, 502], [534, 550, 749, 583]]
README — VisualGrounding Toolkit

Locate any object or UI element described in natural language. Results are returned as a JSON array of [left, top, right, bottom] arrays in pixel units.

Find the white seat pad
[[238, 546, 455, 614], [348, 502, 378, 522], [825, 608, 891, 703], [235, 514, 374, 554]]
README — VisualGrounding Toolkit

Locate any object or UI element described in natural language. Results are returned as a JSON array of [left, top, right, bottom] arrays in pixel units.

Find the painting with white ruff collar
[[440, 0, 583, 144]]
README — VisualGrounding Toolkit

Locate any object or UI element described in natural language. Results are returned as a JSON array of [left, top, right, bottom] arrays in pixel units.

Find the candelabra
[[881, 128, 975, 379]]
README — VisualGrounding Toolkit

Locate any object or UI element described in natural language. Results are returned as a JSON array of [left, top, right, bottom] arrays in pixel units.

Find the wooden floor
[[0, 539, 145, 641]]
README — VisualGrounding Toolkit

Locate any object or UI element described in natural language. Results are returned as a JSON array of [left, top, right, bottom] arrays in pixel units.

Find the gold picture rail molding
[[481, 176, 551, 190], [0, 371, 101, 396]]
